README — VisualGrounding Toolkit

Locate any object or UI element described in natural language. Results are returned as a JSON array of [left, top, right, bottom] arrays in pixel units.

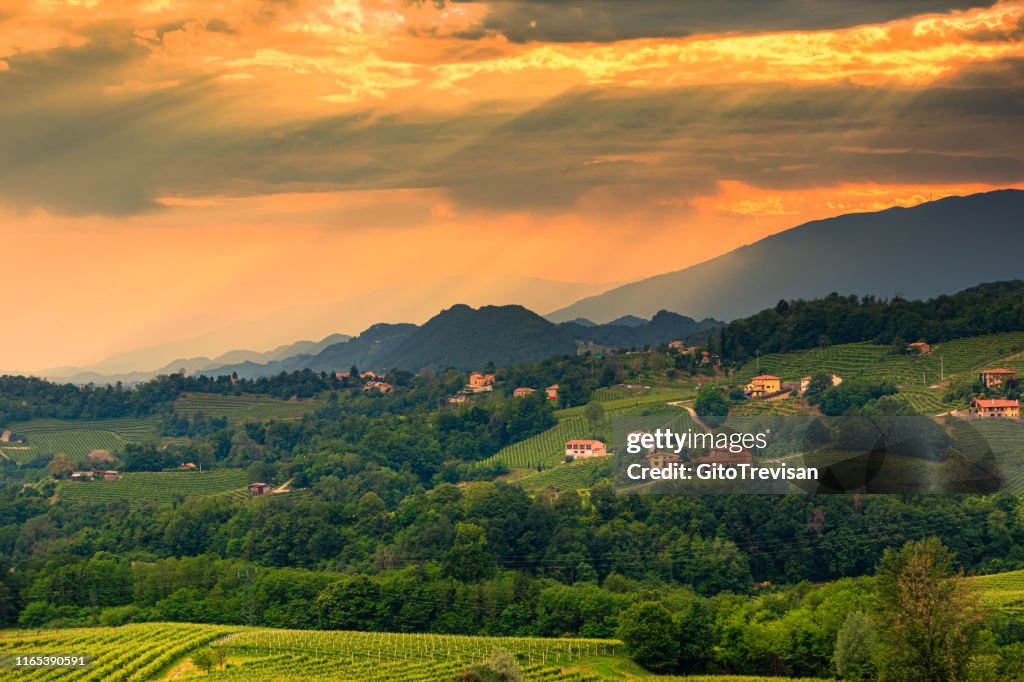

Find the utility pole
[[940, 355, 944, 383]]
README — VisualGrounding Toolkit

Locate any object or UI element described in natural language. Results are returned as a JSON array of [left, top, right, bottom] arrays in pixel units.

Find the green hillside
[[58, 469, 249, 508], [971, 569, 1024, 617], [731, 331, 1024, 416], [174, 392, 326, 424], [0, 415, 160, 463]]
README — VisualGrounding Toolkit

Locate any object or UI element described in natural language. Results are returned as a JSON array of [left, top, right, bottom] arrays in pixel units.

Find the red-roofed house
[[972, 398, 1020, 419], [565, 439, 607, 460], [546, 384, 560, 401], [979, 368, 1016, 389], [513, 387, 536, 397]]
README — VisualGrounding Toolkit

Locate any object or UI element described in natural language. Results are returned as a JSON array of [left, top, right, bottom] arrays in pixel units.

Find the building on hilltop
[[972, 398, 1020, 418], [546, 384, 560, 401], [744, 374, 781, 398], [465, 372, 496, 393], [979, 368, 1016, 389], [363, 380, 394, 394], [513, 387, 536, 397], [248, 482, 272, 496], [565, 439, 607, 460]]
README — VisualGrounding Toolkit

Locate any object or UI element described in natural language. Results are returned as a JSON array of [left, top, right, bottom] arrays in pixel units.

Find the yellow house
[[745, 375, 781, 398], [972, 398, 1020, 419]]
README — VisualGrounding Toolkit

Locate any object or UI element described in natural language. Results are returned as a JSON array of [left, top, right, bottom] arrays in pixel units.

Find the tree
[[833, 611, 878, 681], [874, 538, 984, 682], [616, 601, 680, 673], [695, 386, 729, 426], [316, 575, 382, 631], [455, 650, 523, 682], [444, 522, 495, 582], [48, 452, 75, 479], [807, 371, 834, 398], [192, 647, 225, 673], [583, 401, 605, 430]]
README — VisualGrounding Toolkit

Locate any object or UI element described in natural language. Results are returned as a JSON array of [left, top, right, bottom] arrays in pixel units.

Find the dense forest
[[715, 280, 1024, 362]]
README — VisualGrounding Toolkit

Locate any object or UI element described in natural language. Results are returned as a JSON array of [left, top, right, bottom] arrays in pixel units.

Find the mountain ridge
[[547, 189, 1024, 324]]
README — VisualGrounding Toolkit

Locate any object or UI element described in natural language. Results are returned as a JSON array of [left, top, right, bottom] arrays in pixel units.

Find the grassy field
[[0, 622, 836, 681], [57, 469, 250, 508], [174, 392, 326, 424], [0, 416, 160, 463]]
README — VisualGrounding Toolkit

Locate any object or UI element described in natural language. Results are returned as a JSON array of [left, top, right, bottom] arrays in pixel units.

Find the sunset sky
[[2, 0, 1023, 372]]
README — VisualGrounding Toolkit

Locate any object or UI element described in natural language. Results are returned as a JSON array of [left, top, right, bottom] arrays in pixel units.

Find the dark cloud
[[420, 1, 995, 43], [2, 28, 1021, 217]]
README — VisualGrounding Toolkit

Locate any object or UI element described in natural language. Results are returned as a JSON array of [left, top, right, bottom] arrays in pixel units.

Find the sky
[[2, 0, 1023, 372]]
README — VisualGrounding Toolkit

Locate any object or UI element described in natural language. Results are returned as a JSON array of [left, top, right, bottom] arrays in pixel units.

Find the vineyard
[[970, 569, 1024, 617], [730, 332, 1024, 416], [57, 469, 249, 508], [0, 624, 626, 681], [0, 416, 160, 463], [174, 393, 326, 424], [0, 623, 232, 681], [519, 458, 613, 492]]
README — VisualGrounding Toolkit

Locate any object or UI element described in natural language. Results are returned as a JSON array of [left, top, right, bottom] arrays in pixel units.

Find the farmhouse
[[972, 398, 1021, 419], [0, 430, 11, 443], [745, 375, 781, 398], [546, 384, 560, 400], [513, 387, 536, 397], [979, 368, 1016, 389], [466, 372, 496, 393], [363, 380, 394, 394], [700, 448, 753, 466], [907, 341, 932, 355], [565, 439, 607, 460], [646, 452, 681, 468], [178, 462, 199, 470], [447, 394, 469, 405], [70, 471, 95, 482], [248, 482, 273, 496], [93, 469, 119, 481]]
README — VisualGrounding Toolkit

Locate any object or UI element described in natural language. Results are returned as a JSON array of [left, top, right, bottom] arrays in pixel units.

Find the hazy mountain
[[204, 305, 720, 378], [608, 315, 648, 328], [548, 190, 1024, 324], [564, 310, 720, 348], [40, 333, 351, 384]]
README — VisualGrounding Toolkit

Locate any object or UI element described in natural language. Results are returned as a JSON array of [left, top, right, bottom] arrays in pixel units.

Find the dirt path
[[668, 402, 712, 433]]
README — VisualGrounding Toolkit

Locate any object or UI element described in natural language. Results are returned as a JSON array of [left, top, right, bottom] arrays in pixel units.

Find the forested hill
[[715, 280, 1024, 362], [207, 305, 717, 377]]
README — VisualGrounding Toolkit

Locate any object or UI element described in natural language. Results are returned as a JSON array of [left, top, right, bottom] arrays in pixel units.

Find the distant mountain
[[41, 333, 351, 384], [608, 315, 648, 328], [548, 190, 1024, 324], [564, 317, 597, 327], [565, 310, 720, 348], [386, 305, 578, 372], [203, 305, 720, 378]]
